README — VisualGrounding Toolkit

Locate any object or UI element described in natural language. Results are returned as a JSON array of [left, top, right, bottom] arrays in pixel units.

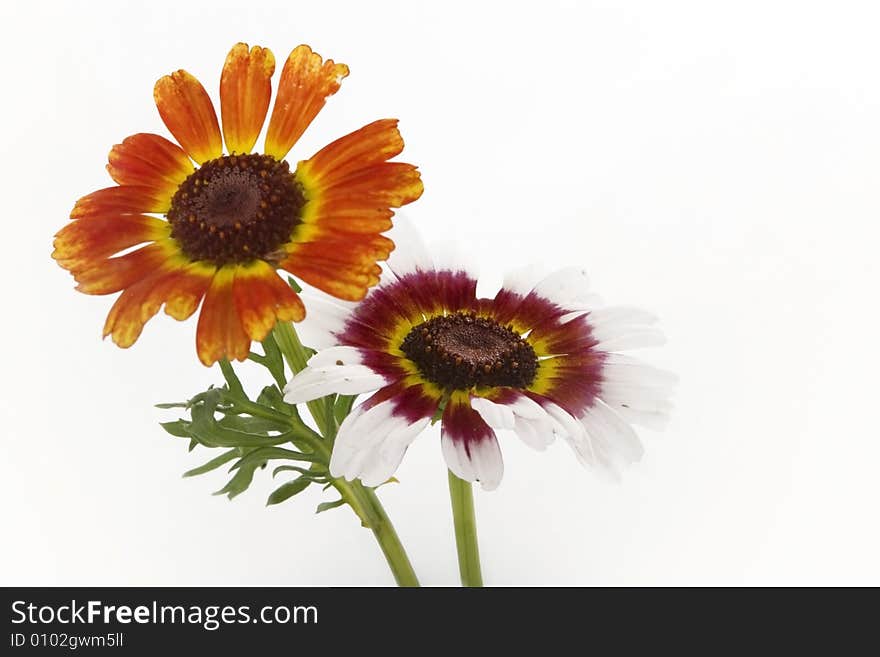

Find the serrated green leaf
[[157, 390, 213, 411], [315, 498, 346, 514], [256, 385, 292, 414], [219, 359, 246, 399], [334, 395, 356, 423], [272, 464, 322, 478], [266, 477, 311, 506], [257, 334, 287, 389], [228, 446, 316, 470], [218, 414, 283, 435], [189, 396, 295, 448], [160, 420, 191, 438], [216, 447, 319, 499], [183, 449, 240, 478]]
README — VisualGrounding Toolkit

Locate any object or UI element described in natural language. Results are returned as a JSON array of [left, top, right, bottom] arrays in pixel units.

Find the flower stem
[[272, 321, 331, 436], [359, 486, 420, 587], [272, 320, 420, 587], [447, 470, 483, 587]]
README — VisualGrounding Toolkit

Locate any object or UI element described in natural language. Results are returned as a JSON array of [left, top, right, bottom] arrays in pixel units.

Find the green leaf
[[157, 390, 212, 411], [218, 414, 283, 435], [266, 477, 311, 506], [216, 447, 319, 500], [315, 498, 346, 514], [189, 396, 294, 448], [218, 359, 246, 399], [334, 395, 356, 423], [286, 276, 303, 293], [272, 464, 323, 478], [256, 385, 292, 414], [183, 449, 240, 477], [160, 420, 191, 438], [257, 334, 287, 390], [228, 446, 317, 470]]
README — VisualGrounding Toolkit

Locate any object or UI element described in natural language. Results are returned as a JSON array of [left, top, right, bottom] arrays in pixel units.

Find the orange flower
[[54, 43, 423, 366]]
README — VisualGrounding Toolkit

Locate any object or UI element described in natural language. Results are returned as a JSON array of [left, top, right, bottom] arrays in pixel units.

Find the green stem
[[298, 430, 419, 587], [448, 470, 483, 587], [272, 319, 419, 587], [272, 321, 331, 437], [360, 486, 419, 587]]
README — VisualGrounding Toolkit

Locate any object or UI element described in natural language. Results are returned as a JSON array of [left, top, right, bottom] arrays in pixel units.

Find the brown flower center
[[167, 154, 305, 265], [400, 312, 538, 391]]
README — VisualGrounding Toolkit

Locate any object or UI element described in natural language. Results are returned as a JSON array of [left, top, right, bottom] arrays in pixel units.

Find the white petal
[[612, 405, 671, 431], [506, 395, 555, 451], [430, 240, 480, 279], [587, 306, 658, 330], [600, 381, 672, 407], [601, 358, 678, 389], [501, 263, 547, 297], [385, 213, 434, 279], [358, 417, 430, 487], [541, 400, 595, 466], [600, 389, 673, 414], [294, 291, 356, 351], [328, 405, 368, 479], [470, 397, 515, 430], [330, 402, 399, 481], [441, 432, 475, 483], [596, 329, 666, 351], [506, 394, 549, 420], [441, 432, 504, 491], [558, 309, 591, 324], [542, 401, 588, 442], [283, 365, 386, 403], [582, 400, 644, 466], [469, 435, 504, 491], [531, 267, 593, 309], [306, 346, 364, 368], [511, 414, 556, 451]]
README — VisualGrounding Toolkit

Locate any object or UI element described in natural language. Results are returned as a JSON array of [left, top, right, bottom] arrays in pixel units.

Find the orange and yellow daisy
[[53, 43, 423, 365]]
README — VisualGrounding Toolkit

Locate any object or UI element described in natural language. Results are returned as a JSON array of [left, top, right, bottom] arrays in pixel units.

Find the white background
[[1, 0, 878, 586]]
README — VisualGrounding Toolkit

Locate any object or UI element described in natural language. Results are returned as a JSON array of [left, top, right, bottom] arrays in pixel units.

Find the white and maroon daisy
[[284, 242, 674, 490]]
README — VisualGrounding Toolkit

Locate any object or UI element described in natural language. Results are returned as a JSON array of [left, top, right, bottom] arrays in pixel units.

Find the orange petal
[[220, 43, 276, 154], [154, 70, 222, 164], [53, 214, 170, 272], [107, 133, 194, 195], [286, 232, 394, 266], [283, 258, 382, 301], [264, 45, 349, 160], [163, 260, 216, 320], [71, 185, 173, 218], [317, 162, 424, 207], [295, 120, 424, 217], [102, 258, 215, 348], [101, 267, 171, 348], [231, 260, 305, 341], [300, 119, 405, 186], [72, 240, 178, 295], [196, 266, 250, 366], [262, 271, 307, 322], [297, 208, 393, 235]]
